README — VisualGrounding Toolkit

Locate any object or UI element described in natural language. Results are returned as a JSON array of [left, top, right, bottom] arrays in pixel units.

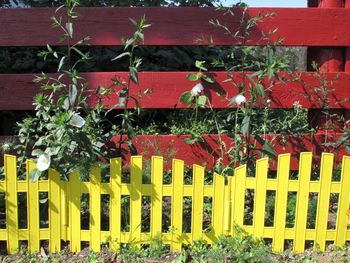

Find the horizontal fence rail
[[1, 134, 348, 170], [1, 152, 350, 254], [0, 72, 349, 110], [1, 8, 350, 46]]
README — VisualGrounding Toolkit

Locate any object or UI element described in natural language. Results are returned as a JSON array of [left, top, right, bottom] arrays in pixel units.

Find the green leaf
[[111, 52, 130, 61], [257, 84, 265, 98], [32, 149, 44, 157], [124, 38, 134, 50], [240, 115, 250, 138], [195, 60, 207, 71], [268, 67, 274, 80], [63, 97, 70, 110], [30, 168, 41, 182], [186, 73, 200, 81], [135, 31, 144, 42], [39, 197, 48, 204], [71, 46, 87, 59], [345, 144, 350, 154], [130, 96, 141, 115], [253, 135, 277, 158], [129, 67, 138, 84], [184, 133, 204, 144], [58, 56, 66, 72], [179, 91, 193, 105], [66, 22, 73, 38], [336, 134, 350, 146], [183, 138, 197, 144], [201, 75, 215, 84], [197, 95, 207, 107], [129, 18, 138, 26], [46, 44, 53, 53], [69, 84, 78, 106]]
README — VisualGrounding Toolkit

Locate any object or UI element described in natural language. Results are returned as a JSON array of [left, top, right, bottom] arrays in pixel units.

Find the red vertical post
[[345, 0, 350, 73], [307, 0, 345, 131], [345, 0, 350, 122], [318, 0, 344, 7], [307, 0, 344, 72]]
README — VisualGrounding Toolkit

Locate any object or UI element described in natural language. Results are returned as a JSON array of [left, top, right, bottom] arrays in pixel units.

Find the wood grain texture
[[0, 71, 349, 110], [1, 133, 346, 170], [1, 8, 350, 46]]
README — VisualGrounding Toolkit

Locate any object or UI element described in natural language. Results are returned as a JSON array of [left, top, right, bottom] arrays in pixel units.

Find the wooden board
[[1, 8, 350, 46], [1, 133, 347, 170], [0, 72, 349, 110]]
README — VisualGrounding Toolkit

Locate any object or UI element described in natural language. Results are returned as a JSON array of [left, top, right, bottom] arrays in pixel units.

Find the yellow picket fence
[[1, 152, 350, 254]]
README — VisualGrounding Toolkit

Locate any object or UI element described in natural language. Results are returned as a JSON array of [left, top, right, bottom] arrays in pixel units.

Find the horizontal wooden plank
[[1, 133, 347, 171], [0, 72, 349, 110], [1, 8, 350, 46]]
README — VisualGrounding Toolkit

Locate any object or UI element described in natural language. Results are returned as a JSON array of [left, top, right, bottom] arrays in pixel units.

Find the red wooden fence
[[0, 5, 350, 169]]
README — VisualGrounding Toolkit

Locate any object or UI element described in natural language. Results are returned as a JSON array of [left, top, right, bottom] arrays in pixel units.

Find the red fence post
[[307, 0, 344, 72], [345, 0, 350, 122], [318, 0, 344, 7], [345, 1, 350, 73], [307, 0, 345, 131]]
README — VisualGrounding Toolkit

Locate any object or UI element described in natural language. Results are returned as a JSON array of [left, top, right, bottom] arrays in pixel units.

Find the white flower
[[191, 83, 204, 96], [69, 113, 85, 128], [36, 154, 51, 172], [2, 143, 10, 151], [235, 94, 246, 105], [293, 101, 301, 108]]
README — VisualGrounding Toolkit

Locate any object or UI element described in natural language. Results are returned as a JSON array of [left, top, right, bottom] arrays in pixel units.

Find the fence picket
[[130, 156, 142, 245], [90, 165, 101, 251], [212, 173, 225, 238], [253, 158, 268, 238], [60, 180, 68, 241], [110, 158, 122, 250], [224, 177, 232, 234], [27, 160, 40, 252], [232, 165, 247, 228], [335, 156, 350, 247], [48, 169, 61, 252], [192, 165, 204, 241], [273, 154, 291, 252], [69, 172, 81, 252], [5, 155, 18, 254], [294, 152, 312, 253], [315, 153, 334, 251], [171, 159, 184, 251], [151, 156, 163, 239]]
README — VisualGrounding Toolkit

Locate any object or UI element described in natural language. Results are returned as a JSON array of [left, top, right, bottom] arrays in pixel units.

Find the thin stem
[[207, 100, 224, 169]]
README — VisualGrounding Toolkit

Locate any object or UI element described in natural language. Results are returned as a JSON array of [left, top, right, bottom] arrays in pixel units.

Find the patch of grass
[[2, 232, 350, 262]]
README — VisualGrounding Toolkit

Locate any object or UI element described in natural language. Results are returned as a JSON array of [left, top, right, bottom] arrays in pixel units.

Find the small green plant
[[179, 6, 298, 176], [117, 243, 141, 262], [8, 0, 151, 182], [214, 226, 273, 263], [190, 239, 209, 263], [144, 234, 168, 259], [12, 0, 107, 181], [107, 15, 151, 155]]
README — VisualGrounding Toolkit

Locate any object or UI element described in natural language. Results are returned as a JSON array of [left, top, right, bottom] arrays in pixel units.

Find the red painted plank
[[1, 72, 350, 110], [1, 8, 350, 46], [1, 133, 347, 171]]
